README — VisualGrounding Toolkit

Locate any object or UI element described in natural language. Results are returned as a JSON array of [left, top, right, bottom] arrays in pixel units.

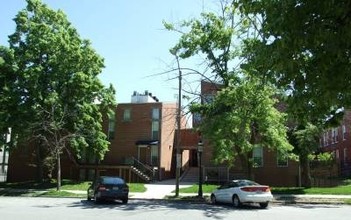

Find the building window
[[152, 108, 160, 120], [324, 132, 328, 146], [342, 125, 346, 140], [202, 94, 215, 104], [277, 152, 288, 167], [151, 108, 160, 139], [253, 145, 263, 167], [331, 128, 339, 144], [152, 121, 159, 140], [108, 112, 115, 140], [151, 145, 158, 166], [334, 128, 339, 143], [331, 129, 335, 144], [123, 109, 131, 121]]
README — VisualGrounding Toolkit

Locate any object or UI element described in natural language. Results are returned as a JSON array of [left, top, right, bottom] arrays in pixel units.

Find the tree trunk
[[300, 154, 312, 187], [36, 144, 44, 182], [56, 152, 61, 191]]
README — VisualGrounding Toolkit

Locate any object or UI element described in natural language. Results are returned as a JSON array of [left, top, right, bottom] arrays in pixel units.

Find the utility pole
[[175, 55, 182, 197]]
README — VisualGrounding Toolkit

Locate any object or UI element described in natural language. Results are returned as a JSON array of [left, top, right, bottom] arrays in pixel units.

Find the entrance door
[[190, 149, 198, 167]]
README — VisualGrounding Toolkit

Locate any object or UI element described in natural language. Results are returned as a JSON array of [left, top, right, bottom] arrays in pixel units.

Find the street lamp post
[[197, 140, 203, 198]]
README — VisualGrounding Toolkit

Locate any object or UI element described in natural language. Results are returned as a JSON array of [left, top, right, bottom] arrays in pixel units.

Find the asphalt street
[[1, 197, 350, 220]]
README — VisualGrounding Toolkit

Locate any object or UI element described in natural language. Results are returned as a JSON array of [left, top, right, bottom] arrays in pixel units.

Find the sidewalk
[[130, 179, 194, 199]]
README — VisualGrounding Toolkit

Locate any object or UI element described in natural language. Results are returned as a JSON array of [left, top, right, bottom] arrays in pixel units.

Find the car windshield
[[101, 177, 125, 185]]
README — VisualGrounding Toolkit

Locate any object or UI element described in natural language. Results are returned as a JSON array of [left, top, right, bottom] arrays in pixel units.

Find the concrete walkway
[[130, 179, 194, 199]]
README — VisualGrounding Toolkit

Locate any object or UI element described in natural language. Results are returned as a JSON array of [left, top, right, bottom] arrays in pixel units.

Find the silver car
[[210, 179, 273, 208]]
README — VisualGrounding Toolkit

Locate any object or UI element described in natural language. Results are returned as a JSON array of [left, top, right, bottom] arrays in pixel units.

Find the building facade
[[7, 91, 189, 183], [319, 111, 351, 177]]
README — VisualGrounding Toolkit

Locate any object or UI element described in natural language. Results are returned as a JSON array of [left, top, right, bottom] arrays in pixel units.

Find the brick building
[[319, 110, 351, 177], [7, 91, 190, 183]]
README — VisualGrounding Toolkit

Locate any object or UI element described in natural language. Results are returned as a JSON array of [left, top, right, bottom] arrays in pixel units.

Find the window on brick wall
[[108, 112, 115, 140], [253, 145, 263, 167], [324, 131, 330, 146], [334, 128, 339, 143], [151, 108, 160, 140], [123, 109, 131, 121], [342, 125, 346, 140], [152, 108, 160, 120], [152, 121, 159, 139], [331, 129, 335, 144]]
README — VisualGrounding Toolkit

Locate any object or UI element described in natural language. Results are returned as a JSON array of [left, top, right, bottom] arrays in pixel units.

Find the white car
[[210, 179, 273, 208]]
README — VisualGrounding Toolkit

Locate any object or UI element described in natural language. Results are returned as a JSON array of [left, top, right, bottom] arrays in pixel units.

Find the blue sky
[[0, 0, 217, 103]]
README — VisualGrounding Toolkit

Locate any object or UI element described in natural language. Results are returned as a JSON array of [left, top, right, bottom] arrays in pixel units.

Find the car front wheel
[[122, 197, 128, 204], [94, 193, 100, 204], [259, 202, 269, 209], [232, 195, 241, 208], [210, 194, 217, 204]]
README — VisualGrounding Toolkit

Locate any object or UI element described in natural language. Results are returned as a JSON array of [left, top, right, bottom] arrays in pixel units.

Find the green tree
[[2, 0, 115, 189], [239, 0, 351, 123], [237, 0, 350, 186], [289, 123, 321, 187], [191, 76, 292, 178], [166, 1, 292, 178]]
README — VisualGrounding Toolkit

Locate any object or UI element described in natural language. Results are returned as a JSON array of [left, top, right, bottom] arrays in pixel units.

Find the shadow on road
[[67, 199, 270, 219]]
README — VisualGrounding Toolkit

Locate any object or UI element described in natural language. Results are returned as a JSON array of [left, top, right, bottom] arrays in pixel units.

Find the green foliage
[[1, 0, 115, 184], [292, 123, 321, 157], [167, 1, 292, 172], [240, 0, 351, 123], [194, 76, 292, 166]]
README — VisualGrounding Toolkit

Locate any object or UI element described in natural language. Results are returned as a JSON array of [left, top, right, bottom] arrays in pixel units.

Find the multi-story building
[[319, 111, 351, 176], [7, 91, 189, 182]]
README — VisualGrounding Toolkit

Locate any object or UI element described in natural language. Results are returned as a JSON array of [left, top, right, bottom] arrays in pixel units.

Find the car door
[[215, 183, 229, 203], [223, 182, 239, 203]]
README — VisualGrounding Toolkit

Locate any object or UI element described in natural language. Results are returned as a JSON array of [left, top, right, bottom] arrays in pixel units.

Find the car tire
[[259, 202, 269, 209], [232, 195, 241, 208], [122, 197, 128, 204], [210, 194, 217, 205], [94, 193, 100, 204]]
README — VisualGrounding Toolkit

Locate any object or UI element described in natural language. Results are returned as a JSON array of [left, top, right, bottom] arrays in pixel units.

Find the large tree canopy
[[166, 2, 292, 177], [239, 0, 351, 123], [0, 0, 115, 185]]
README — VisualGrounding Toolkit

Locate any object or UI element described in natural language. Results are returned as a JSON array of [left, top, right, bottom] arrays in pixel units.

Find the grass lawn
[[271, 185, 351, 195], [0, 179, 147, 193]]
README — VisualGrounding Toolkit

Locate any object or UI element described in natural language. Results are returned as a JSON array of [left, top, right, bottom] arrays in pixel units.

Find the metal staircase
[[130, 157, 156, 182]]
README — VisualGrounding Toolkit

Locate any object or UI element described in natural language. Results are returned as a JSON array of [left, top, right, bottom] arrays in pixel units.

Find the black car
[[87, 176, 129, 204]]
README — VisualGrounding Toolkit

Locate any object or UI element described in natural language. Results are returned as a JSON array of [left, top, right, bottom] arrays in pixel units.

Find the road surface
[[0, 197, 350, 220]]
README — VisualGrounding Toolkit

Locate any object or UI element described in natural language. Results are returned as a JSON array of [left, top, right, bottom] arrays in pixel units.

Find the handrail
[[130, 157, 155, 181]]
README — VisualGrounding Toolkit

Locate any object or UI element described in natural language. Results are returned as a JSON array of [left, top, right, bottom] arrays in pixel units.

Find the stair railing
[[130, 157, 155, 182]]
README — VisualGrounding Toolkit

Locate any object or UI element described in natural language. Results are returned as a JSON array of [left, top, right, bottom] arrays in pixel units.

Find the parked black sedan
[[87, 176, 129, 204]]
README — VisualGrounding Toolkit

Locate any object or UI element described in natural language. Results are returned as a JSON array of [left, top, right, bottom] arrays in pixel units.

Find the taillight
[[98, 185, 106, 191], [241, 186, 270, 192]]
